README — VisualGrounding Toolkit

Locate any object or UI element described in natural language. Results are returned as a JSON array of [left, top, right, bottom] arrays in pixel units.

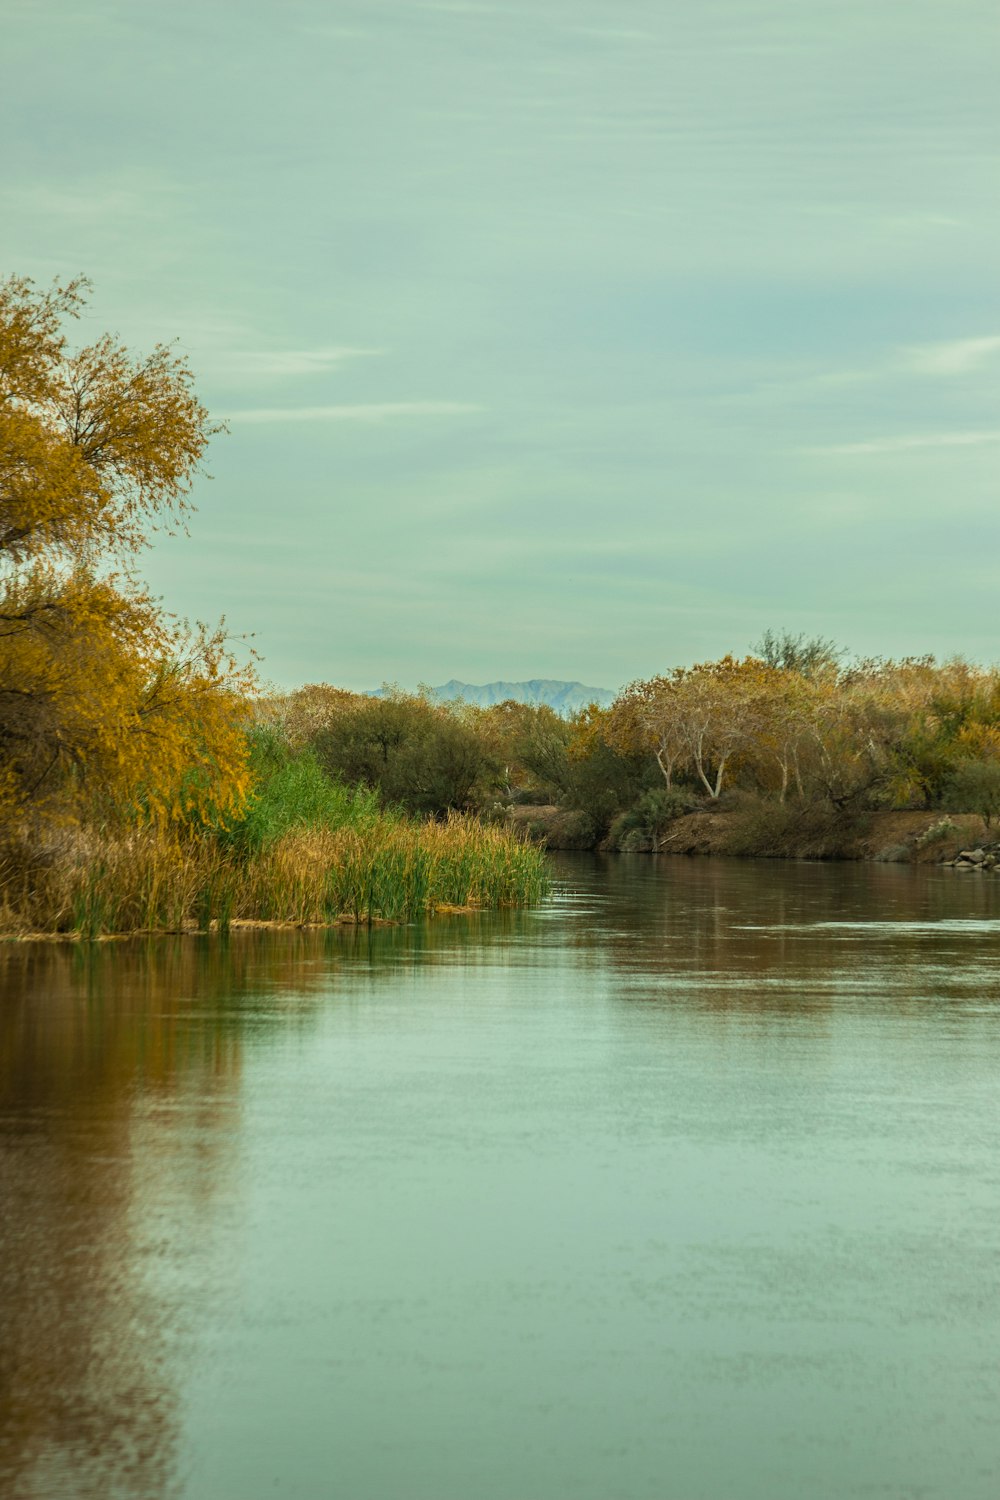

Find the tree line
[[262, 637, 1000, 850]]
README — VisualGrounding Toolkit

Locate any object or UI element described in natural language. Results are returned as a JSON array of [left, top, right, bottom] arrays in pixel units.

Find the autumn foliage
[[0, 274, 252, 830], [257, 649, 1000, 860], [556, 648, 1000, 848], [0, 277, 552, 935]]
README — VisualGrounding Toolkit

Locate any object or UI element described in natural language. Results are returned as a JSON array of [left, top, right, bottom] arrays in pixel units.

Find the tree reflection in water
[[0, 916, 535, 1497], [0, 934, 325, 1499]]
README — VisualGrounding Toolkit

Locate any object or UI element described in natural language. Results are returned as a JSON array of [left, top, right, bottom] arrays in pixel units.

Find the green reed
[[1, 782, 549, 938]]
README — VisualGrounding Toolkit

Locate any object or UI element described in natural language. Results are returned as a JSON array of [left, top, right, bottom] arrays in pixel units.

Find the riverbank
[[0, 815, 549, 940], [511, 804, 995, 864]]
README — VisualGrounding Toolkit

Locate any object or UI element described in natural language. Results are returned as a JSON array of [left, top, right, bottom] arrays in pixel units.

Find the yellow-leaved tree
[[0, 274, 253, 832]]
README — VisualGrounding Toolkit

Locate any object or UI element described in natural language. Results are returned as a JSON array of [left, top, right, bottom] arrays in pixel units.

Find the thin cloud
[[807, 430, 1000, 456], [570, 26, 658, 43], [901, 335, 1000, 376], [226, 400, 483, 424], [212, 347, 382, 379], [737, 331, 1000, 406], [413, 1, 499, 12], [5, 181, 178, 221]]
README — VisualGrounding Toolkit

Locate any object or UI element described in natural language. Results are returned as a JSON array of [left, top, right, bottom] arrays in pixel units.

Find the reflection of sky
[[2, 867, 1000, 1496], [3, 0, 999, 688]]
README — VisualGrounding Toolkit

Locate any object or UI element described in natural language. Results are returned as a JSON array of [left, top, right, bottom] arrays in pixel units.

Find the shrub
[[637, 786, 697, 827], [723, 797, 870, 859], [617, 827, 655, 853], [315, 693, 497, 816], [944, 759, 1000, 830], [914, 817, 961, 849], [874, 843, 911, 863], [510, 787, 553, 806], [607, 786, 697, 850], [545, 809, 597, 849]]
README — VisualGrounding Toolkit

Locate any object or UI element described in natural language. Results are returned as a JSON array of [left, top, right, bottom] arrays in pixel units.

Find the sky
[[3, 0, 999, 692]]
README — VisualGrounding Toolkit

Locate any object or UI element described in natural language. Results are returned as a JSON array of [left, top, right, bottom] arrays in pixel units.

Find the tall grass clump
[[0, 743, 550, 937], [230, 814, 548, 927]]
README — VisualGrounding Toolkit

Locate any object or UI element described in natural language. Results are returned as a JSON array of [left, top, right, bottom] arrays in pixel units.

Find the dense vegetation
[[264, 632, 1000, 860], [0, 276, 547, 936]]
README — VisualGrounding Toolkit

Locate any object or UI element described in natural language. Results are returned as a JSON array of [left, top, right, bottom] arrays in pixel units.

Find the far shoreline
[[512, 806, 1000, 866]]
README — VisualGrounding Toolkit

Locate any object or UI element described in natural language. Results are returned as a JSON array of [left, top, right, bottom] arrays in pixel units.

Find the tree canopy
[[0, 274, 252, 830]]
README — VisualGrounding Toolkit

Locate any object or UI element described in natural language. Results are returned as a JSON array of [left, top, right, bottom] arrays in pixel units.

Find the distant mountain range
[[373, 679, 616, 713]]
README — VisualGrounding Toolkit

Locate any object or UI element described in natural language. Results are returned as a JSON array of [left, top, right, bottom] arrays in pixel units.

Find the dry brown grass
[[0, 813, 549, 938]]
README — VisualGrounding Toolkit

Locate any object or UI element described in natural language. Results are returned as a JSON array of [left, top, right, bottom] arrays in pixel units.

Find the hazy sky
[[3, 0, 999, 691]]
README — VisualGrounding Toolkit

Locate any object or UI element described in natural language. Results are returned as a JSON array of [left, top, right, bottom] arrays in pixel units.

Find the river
[[2, 855, 999, 1499]]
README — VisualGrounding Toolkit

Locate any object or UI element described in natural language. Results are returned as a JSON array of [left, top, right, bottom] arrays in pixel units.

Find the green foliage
[[1, 707, 552, 935], [0, 809, 550, 936], [315, 693, 496, 817], [608, 787, 696, 850], [509, 787, 553, 806], [217, 728, 381, 855], [636, 786, 695, 828], [545, 809, 597, 850], [516, 715, 575, 795], [563, 738, 647, 833], [945, 759, 1000, 830], [515, 710, 649, 838], [885, 718, 953, 809]]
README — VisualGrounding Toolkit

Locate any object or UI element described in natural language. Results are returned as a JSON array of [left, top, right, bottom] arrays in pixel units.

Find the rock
[[959, 849, 986, 863], [876, 843, 911, 863]]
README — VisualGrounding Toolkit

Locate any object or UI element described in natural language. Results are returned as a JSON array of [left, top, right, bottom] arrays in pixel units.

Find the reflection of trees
[[548, 853, 1000, 1018], [0, 936, 307, 1499], [0, 918, 537, 1497]]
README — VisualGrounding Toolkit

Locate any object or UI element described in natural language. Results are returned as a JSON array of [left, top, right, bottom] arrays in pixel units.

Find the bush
[[637, 786, 697, 827], [723, 797, 870, 859], [944, 759, 1000, 830], [607, 786, 697, 850], [617, 827, 655, 853], [874, 843, 911, 863], [545, 809, 597, 849], [509, 787, 553, 806], [315, 694, 496, 817], [914, 817, 961, 849]]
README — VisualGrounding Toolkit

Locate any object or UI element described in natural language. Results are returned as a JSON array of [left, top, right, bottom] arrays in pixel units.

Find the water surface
[[2, 856, 999, 1499]]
